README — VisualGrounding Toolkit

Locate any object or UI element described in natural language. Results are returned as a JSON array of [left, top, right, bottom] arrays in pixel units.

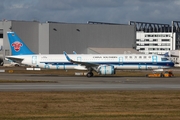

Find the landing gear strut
[[86, 72, 94, 77]]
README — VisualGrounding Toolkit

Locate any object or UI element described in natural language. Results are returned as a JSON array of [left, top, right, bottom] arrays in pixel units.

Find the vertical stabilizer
[[7, 32, 34, 55]]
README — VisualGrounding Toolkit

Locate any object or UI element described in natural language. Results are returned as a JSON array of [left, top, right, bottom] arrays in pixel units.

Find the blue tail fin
[[7, 32, 34, 55]]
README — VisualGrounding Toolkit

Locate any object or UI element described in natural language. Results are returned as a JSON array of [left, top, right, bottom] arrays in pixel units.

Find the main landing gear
[[86, 72, 94, 77]]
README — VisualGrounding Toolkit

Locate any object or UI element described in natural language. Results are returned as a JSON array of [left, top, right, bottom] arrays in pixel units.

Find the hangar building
[[130, 21, 180, 55], [0, 20, 136, 64]]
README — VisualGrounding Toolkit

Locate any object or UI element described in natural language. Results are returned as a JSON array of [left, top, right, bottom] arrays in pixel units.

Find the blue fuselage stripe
[[40, 61, 174, 67]]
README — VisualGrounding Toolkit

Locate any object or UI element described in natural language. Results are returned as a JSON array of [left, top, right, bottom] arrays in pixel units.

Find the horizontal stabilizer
[[5, 56, 24, 64]]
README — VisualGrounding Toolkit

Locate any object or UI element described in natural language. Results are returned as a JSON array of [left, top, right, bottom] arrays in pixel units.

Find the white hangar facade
[[130, 21, 180, 55]]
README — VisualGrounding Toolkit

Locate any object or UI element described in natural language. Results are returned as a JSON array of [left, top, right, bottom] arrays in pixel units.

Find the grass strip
[[0, 91, 180, 120]]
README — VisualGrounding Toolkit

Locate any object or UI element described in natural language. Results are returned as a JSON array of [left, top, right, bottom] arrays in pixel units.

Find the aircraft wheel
[[0, 62, 3, 66], [87, 72, 93, 77], [91, 72, 94, 77], [14, 64, 20, 67]]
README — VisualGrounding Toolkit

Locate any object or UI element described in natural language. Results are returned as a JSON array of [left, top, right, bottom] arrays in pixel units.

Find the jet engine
[[98, 65, 115, 75]]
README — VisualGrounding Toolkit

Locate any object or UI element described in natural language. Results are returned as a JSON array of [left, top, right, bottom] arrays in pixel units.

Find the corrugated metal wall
[[49, 23, 136, 54], [11, 21, 39, 53], [2, 21, 136, 56], [39, 23, 49, 54]]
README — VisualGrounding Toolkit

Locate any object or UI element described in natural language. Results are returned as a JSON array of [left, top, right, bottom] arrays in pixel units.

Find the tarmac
[[0, 73, 180, 91]]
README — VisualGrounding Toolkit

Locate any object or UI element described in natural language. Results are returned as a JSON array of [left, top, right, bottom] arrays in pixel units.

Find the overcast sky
[[0, 0, 180, 24]]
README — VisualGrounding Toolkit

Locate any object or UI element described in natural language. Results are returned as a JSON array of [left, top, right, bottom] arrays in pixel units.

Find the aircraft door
[[32, 56, 37, 65], [76, 57, 81, 67], [152, 55, 157, 63], [77, 57, 81, 61], [119, 57, 123, 66]]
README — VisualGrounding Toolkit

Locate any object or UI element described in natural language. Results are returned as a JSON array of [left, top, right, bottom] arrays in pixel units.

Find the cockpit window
[[161, 58, 168, 61]]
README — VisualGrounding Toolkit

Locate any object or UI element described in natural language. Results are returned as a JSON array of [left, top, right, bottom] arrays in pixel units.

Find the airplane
[[5, 32, 174, 77]]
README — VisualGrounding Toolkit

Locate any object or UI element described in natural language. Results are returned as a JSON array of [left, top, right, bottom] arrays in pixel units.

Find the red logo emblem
[[11, 41, 23, 52]]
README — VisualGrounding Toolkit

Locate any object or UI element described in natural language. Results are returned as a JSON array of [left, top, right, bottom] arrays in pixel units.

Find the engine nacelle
[[98, 66, 115, 75]]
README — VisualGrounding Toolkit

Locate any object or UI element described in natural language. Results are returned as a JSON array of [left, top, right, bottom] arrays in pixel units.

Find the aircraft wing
[[5, 56, 24, 64], [63, 51, 98, 68]]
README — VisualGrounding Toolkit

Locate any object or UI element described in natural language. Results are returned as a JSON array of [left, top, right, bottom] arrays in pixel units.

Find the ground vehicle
[[146, 71, 174, 78], [163, 71, 174, 77]]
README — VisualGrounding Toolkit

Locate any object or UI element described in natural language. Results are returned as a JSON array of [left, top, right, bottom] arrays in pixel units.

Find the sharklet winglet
[[63, 51, 71, 61], [73, 51, 77, 54]]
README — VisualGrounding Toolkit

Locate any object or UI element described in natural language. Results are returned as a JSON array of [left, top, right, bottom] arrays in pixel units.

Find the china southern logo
[[11, 41, 23, 52]]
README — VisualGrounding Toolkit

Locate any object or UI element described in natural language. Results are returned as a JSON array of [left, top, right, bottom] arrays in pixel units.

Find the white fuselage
[[7, 54, 174, 70]]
